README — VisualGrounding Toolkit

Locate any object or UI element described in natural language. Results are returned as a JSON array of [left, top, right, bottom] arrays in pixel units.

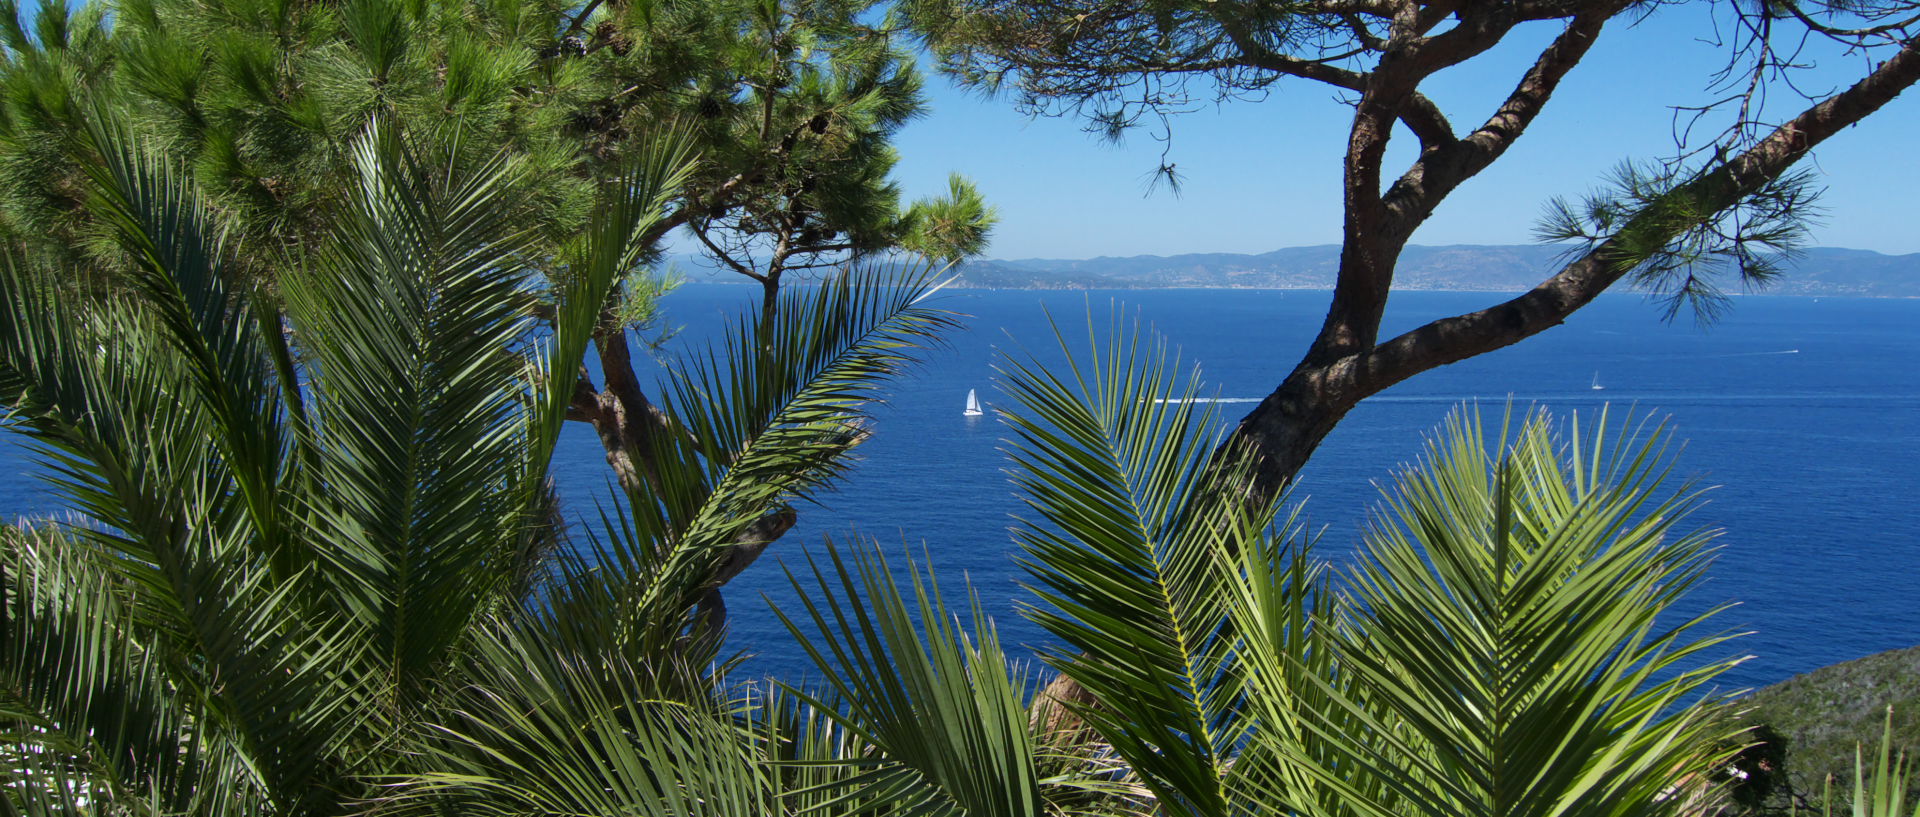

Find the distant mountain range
[[943, 244, 1920, 297]]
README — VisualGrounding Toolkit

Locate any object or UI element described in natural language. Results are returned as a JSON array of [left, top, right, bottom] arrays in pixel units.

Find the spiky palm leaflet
[[0, 116, 695, 813]]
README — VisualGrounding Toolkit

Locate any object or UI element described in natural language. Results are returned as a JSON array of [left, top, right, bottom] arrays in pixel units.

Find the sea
[[3, 284, 1916, 692]]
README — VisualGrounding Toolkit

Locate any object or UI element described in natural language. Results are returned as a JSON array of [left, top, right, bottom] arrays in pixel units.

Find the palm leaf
[[0, 130, 355, 812], [279, 119, 542, 712], [1844, 708, 1920, 817], [72, 113, 296, 570], [750, 683, 911, 817], [389, 619, 775, 817], [1206, 505, 1345, 817], [1272, 405, 1747, 817], [0, 522, 260, 815], [772, 538, 1046, 817], [554, 266, 959, 661], [526, 127, 696, 462], [998, 308, 1270, 817]]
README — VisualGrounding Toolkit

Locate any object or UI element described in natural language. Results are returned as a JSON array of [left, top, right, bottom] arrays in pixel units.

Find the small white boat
[[963, 388, 984, 417], [1591, 372, 1604, 391]]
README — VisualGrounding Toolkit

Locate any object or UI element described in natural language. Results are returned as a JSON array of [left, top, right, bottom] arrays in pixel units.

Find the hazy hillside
[[947, 245, 1920, 296]]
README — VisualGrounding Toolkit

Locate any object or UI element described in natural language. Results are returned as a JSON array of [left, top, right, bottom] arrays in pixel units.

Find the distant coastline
[[941, 244, 1920, 298], [663, 244, 1920, 297], [664, 279, 1913, 299]]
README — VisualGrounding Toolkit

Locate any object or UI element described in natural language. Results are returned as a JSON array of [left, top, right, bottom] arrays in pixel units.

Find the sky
[[22, 0, 1909, 261], [883, 4, 1920, 261]]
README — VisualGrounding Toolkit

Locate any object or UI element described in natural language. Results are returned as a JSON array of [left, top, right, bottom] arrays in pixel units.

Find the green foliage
[[899, 173, 996, 263], [1534, 160, 1823, 322], [776, 543, 1051, 816], [1736, 646, 1920, 815], [1830, 709, 1920, 817], [998, 312, 1283, 817], [393, 624, 778, 817], [1269, 407, 1745, 817], [993, 312, 1748, 817], [553, 264, 963, 665], [0, 113, 973, 814], [0, 0, 993, 297], [1, 99, 1759, 817]]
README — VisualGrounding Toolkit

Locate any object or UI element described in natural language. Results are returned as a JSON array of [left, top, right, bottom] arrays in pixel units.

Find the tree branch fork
[[1231, 31, 1920, 498]]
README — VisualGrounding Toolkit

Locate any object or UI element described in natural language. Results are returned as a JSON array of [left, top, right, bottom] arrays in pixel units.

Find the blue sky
[[23, 0, 1907, 261], [884, 4, 1920, 260]]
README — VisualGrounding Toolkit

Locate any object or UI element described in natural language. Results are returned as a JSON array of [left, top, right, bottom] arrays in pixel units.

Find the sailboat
[[1590, 372, 1604, 391], [963, 388, 984, 417]]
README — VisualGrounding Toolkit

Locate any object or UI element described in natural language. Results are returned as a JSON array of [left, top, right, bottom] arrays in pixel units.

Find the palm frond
[[1844, 708, 1920, 817], [0, 252, 89, 434], [1274, 405, 1747, 817], [389, 619, 774, 817], [773, 538, 1045, 817], [0, 120, 361, 815], [279, 119, 541, 710], [0, 522, 259, 815], [750, 683, 907, 817], [1206, 506, 1344, 817], [556, 267, 958, 661], [998, 308, 1267, 817], [73, 113, 295, 567], [527, 126, 696, 461]]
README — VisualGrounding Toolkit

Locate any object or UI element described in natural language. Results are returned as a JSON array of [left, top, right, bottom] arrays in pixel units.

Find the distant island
[[934, 245, 1920, 297]]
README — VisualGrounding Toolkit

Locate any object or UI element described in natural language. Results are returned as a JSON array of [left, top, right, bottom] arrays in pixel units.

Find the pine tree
[[0, 0, 996, 623]]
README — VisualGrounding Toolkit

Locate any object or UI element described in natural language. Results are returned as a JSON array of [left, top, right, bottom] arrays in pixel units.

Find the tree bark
[[689, 505, 798, 646], [1229, 34, 1920, 501], [560, 192, 796, 632]]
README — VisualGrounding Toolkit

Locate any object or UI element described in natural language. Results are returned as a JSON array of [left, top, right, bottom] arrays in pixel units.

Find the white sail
[[963, 388, 984, 416], [1591, 372, 1604, 391]]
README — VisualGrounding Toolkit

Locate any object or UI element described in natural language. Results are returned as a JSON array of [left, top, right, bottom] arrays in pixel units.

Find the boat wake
[[1704, 349, 1802, 358]]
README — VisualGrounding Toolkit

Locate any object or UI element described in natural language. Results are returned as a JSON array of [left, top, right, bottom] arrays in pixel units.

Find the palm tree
[[0, 111, 965, 814], [975, 314, 1749, 817]]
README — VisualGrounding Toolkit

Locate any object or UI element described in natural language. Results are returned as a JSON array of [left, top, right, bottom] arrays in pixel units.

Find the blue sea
[[4, 285, 1916, 692]]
